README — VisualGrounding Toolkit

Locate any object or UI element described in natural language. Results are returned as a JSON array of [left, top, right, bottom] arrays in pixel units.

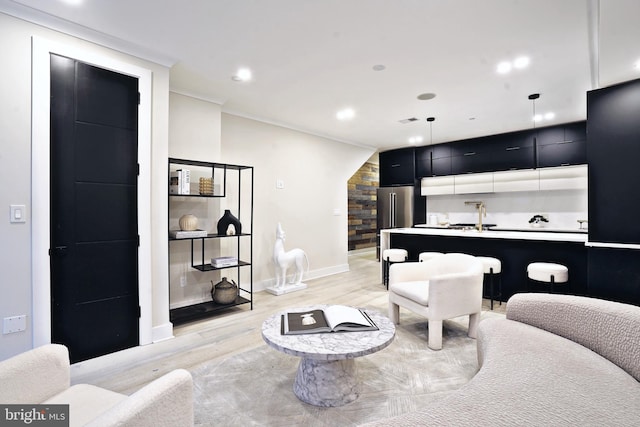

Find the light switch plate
[[10, 205, 26, 223]]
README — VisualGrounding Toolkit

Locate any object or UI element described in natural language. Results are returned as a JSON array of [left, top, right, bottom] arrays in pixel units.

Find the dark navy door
[[50, 54, 140, 362]]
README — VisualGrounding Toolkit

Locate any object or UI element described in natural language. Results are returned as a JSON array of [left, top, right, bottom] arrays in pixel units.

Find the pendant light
[[426, 117, 435, 145], [426, 117, 437, 177], [528, 94, 539, 169]]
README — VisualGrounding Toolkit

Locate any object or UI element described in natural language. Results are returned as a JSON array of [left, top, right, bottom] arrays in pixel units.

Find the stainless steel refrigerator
[[376, 186, 414, 258]]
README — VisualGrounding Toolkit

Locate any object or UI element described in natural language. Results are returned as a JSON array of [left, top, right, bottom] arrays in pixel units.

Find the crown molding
[[0, 0, 176, 67]]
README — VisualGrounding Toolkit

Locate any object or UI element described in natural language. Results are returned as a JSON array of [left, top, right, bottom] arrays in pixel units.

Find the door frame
[[31, 36, 153, 348]]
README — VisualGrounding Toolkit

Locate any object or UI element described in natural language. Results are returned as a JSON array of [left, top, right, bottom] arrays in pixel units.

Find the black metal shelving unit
[[168, 158, 253, 325]]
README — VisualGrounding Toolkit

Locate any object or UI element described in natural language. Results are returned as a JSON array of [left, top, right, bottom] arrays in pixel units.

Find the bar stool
[[527, 262, 568, 293], [419, 252, 444, 262], [476, 256, 502, 310], [382, 248, 408, 289]]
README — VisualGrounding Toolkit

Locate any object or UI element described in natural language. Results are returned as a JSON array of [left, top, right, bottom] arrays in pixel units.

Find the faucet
[[464, 201, 486, 232]]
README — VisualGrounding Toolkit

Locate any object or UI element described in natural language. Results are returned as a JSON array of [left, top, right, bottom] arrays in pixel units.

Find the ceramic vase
[[217, 210, 242, 235], [179, 214, 198, 231]]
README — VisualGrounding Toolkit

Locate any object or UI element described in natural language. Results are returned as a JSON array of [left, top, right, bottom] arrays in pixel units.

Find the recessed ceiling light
[[61, 0, 83, 5], [533, 111, 555, 123], [372, 64, 386, 71], [417, 93, 436, 101], [635, 59, 640, 70], [336, 108, 355, 121], [497, 61, 512, 74], [232, 68, 252, 82], [408, 136, 424, 144], [497, 56, 530, 74], [513, 56, 530, 69]]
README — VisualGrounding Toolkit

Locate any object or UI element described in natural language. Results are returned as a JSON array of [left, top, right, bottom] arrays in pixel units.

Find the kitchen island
[[380, 227, 588, 302]]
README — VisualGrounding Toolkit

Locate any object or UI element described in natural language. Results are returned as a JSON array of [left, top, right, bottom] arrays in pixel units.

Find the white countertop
[[383, 227, 588, 243]]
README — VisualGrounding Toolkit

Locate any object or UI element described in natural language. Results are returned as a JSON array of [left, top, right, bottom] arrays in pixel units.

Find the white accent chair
[[418, 251, 444, 262], [0, 344, 194, 427], [388, 253, 484, 350]]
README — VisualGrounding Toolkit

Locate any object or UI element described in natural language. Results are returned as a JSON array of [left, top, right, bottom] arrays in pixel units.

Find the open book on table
[[281, 305, 378, 335]]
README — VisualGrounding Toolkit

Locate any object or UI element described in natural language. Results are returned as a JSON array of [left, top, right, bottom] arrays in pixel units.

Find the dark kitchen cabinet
[[415, 144, 451, 177], [588, 247, 640, 306], [587, 79, 640, 245], [535, 126, 565, 146], [488, 130, 536, 171], [537, 140, 586, 168], [379, 147, 415, 186], [536, 121, 587, 168], [451, 150, 495, 174], [450, 137, 489, 174], [450, 130, 535, 174]]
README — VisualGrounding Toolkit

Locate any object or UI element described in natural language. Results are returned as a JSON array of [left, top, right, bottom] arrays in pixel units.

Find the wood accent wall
[[348, 161, 378, 250]]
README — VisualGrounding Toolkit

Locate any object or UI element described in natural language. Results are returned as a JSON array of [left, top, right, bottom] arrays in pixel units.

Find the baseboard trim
[[255, 263, 350, 292], [152, 322, 174, 343]]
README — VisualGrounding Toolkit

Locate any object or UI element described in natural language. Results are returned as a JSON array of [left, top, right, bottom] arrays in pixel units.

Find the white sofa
[[364, 293, 640, 426], [0, 344, 193, 427]]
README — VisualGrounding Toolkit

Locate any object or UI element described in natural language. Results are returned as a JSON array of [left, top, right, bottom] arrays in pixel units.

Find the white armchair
[[388, 253, 484, 350], [0, 344, 194, 427]]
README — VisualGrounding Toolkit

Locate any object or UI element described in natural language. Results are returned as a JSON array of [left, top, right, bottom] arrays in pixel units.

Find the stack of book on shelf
[[282, 305, 378, 335], [211, 256, 238, 268], [169, 229, 208, 239], [169, 169, 191, 195]]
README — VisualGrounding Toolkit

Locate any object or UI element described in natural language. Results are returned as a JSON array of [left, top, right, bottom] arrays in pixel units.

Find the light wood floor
[[70, 249, 505, 395]]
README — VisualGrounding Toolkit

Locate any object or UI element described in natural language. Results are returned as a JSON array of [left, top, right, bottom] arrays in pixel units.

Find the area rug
[[191, 311, 504, 426]]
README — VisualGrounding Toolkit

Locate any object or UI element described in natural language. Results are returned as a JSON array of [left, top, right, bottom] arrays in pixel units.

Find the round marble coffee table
[[261, 305, 395, 407]]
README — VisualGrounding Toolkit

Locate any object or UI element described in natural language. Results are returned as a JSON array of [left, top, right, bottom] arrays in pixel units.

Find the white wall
[[0, 12, 170, 360], [168, 92, 225, 308], [221, 113, 376, 290], [168, 92, 222, 161]]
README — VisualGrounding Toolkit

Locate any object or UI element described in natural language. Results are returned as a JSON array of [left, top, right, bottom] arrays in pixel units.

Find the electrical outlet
[[3, 315, 27, 334], [180, 275, 187, 287]]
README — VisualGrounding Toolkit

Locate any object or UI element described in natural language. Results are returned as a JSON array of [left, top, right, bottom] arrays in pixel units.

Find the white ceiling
[[3, 0, 639, 150]]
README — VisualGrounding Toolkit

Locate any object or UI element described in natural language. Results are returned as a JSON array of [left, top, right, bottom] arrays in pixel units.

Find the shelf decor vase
[[179, 214, 198, 231], [217, 209, 242, 235], [211, 277, 238, 304]]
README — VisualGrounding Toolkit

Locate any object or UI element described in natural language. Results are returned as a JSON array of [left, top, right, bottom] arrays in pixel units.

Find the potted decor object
[[179, 214, 198, 231], [528, 214, 549, 228], [217, 209, 242, 235], [211, 278, 238, 304]]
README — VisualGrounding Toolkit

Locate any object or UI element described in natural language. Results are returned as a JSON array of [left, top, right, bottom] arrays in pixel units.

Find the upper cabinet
[[448, 130, 536, 175], [415, 144, 451, 177], [379, 147, 415, 186], [394, 121, 587, 182], [424, 131, 535, 178], [536, 121, 587, 168]]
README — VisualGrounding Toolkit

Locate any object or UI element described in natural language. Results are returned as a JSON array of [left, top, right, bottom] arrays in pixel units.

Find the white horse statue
[[273, 223, 309, 288]]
